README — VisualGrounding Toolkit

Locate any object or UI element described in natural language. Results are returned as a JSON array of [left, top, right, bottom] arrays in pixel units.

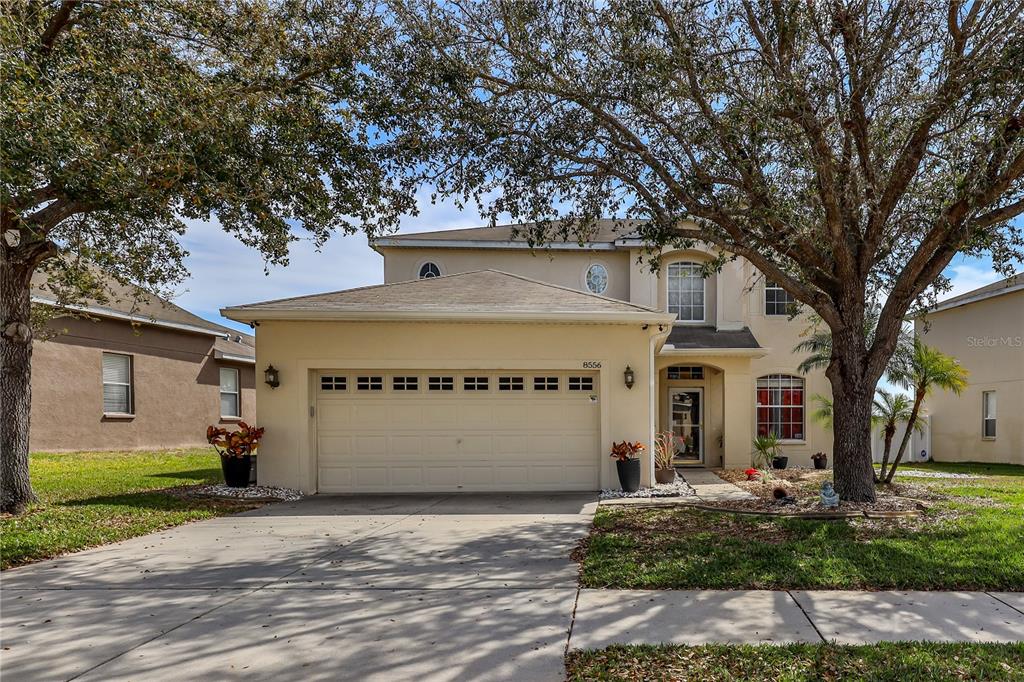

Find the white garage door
[[316, 370, 600, 492]]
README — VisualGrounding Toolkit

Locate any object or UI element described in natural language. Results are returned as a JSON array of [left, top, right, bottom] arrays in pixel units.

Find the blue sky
[[175, 199, 1020, 335]]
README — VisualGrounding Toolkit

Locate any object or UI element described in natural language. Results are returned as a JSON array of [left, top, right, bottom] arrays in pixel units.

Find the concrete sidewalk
[[569, 589, 1024, 649]]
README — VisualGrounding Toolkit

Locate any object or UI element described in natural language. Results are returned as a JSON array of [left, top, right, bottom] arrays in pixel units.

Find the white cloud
[[942, 263, 1002, 300], [173, 192, 487, 331]]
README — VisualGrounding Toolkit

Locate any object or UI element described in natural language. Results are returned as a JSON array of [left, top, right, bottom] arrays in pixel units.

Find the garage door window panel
[[357, 376, 383, 391], [568, 376, 594, 391], [499, 376, 525, 391], [321, 375, 347, 391], [463, 376, 489, 391], [392, 376, 419, 391], [428, 376, 454, 392], [534, 376, 559, 391]]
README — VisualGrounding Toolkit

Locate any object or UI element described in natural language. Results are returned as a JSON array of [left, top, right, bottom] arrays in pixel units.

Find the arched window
[[585, 263, 609, 294], [418, 262, 441, 279], [667, 262, 704, 321], [756, 374, 805, 440]]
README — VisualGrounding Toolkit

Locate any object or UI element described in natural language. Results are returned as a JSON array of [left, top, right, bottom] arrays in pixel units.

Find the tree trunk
[[876, 427, 894, 483], [0, 255, 37, 514], [884, 388, 924, 484], [826, 325, 878, 503]]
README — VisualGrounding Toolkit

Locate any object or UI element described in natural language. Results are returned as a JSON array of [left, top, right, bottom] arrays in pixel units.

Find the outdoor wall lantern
[[623, 365, 635, 390], [264, 364, 280, 389]]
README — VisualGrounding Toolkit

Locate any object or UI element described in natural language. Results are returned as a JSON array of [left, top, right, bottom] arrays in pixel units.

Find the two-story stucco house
[[915, 273, 1023, 465], [222, 221, 832, 493]]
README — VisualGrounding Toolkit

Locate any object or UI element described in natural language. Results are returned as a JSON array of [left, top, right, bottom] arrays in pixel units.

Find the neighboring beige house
[[31, 274, 256, 452], [223, 221, 833, 493], [915, 274, 1023, 465]]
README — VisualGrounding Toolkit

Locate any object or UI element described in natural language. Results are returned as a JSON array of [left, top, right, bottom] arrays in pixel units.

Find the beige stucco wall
[[30, 316, 256, 452], [379, 246, 632, 301], [916, 291, 1024, 464], [253, 319, 663, 493], [378, 241, 833, 470]]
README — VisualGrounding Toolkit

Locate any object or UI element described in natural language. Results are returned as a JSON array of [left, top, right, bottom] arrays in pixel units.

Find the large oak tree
[[0, 0, 409, 513], [379, 0, 1024, 500]]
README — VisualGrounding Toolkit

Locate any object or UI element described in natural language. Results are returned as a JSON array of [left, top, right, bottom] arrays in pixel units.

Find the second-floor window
[[765, 280, 797, 316], [419, 262, 441, 279], [667, 262, 704, 322]]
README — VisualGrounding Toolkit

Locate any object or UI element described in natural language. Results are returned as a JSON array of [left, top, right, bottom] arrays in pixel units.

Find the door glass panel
[[670, 390, 702, 463]]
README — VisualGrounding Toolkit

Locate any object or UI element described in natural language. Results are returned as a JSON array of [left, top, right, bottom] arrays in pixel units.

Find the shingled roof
[[222, 270, 674, 324], [372, 219, 646, 248], [31, 271, 254, 359], [928, 273, 1023, 314]]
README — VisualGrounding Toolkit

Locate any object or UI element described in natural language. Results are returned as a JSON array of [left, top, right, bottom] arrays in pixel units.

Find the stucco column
[[722, 369, 753, 469]]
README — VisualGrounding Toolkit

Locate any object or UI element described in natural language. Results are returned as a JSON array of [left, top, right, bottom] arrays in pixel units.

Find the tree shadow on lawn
[[582, 507, 1024, 591], [145, 467, 222, 481], [62, 488, 258, 514]]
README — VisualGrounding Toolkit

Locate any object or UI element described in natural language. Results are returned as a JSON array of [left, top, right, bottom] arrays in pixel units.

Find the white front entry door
[[667, 387, 704, 464], [315, 370, 601, 493]]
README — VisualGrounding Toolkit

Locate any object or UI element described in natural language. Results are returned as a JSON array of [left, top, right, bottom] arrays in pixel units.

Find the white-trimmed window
[[498, 376, 525, 391], [667, 262, 705, 322], [534, 376, 559, 391], [357, 376, 384, 391], [219, 367, 240, 418], [568, 376, 594, 391], [321, 376, 347, 391], [756, 374, 805, 440], [428, 376, 454, 391], [102, 352, 133, 414], [585, 263, 609, 294], [983, 391, 997, 439], [418, 262, 441, 279], [765, 281, 797, 316], [463, 376, 489, 391], [393, 376, 419, 391]]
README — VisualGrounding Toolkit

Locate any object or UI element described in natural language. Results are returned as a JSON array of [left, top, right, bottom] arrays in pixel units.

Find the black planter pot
[[813, 457, 827, 470], [616, 458, 642, 493], [221, 454, 252, 488], [771, 456, 789, 470]]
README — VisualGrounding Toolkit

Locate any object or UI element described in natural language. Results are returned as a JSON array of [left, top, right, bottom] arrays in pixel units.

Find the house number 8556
[[582, 361, 602, 369]]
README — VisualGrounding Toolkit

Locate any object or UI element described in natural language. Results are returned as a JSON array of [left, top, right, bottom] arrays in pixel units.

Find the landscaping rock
[[186, 484, 303, 501], [599, 480, 695, 499]]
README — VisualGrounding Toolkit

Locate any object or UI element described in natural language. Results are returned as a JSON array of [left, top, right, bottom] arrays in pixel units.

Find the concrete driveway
[[1, 493, 597, 681]]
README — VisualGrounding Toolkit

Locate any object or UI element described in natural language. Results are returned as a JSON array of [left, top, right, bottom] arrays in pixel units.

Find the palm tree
[[809, 393, 835, 430], [793, 309, 884, 375], [872, 389, 921, 483], [882, 338, 968, 483]]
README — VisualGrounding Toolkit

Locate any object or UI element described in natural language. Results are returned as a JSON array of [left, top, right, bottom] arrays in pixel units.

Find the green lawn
[[580, 462, 1024, 590], [566, 642, 1024, 681], [0, 449, 257, 569]]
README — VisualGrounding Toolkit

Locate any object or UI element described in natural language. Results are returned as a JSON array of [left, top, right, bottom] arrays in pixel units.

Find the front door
[[668, 388, 703, 464]]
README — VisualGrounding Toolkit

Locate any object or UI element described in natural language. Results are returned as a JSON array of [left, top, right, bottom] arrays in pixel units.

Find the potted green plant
[[610, 440, 645, 492], [752, 433, 786, 473], [811, 452, 828, 470], [207, 422, 264, 487], [653, 431, 676, 484]]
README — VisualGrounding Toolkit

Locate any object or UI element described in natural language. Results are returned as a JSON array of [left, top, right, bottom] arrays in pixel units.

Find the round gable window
[[418, 262, 441, 279], [585, 263, 609, 294]]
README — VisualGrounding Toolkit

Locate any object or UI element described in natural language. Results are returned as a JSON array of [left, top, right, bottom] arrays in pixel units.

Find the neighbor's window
[[220, 367, 240, 418], [102, 352, 133, 414], [983, 391, 997, 438], [585, 263, 609, 294], [418, 262, 441, 279], [765, 281, 797, 316], [756, 374, 805, 440], [667, 262, 705, 322]]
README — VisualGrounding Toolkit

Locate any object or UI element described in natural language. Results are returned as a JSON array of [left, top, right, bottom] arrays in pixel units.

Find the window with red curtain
[[755, 375, 805, 440]]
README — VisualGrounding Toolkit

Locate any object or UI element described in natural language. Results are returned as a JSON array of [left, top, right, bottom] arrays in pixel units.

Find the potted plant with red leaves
[[653, 432, 677, 484], [207, 422, 264, 487], [811, 452, 828, 470], [610, 440, 645, 492]]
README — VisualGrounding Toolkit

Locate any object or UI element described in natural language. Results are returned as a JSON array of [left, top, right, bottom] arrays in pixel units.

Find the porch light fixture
[[264, 364, 280, 389], [623, 365, 635, 390]]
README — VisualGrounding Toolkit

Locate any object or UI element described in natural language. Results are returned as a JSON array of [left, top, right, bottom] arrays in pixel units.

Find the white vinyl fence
[[871, 414, 932, 464]]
